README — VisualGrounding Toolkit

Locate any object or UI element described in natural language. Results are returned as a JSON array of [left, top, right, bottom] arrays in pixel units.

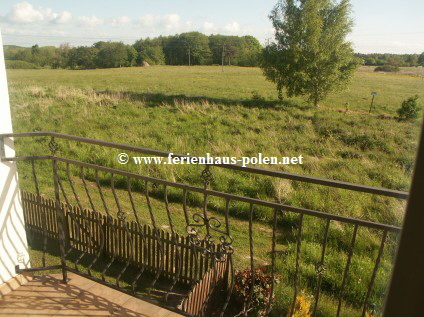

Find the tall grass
[[6, 66, 423, 316]]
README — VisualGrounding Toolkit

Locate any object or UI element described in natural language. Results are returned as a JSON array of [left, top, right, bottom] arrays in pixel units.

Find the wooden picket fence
[[22, 191, 59, 239], [181, 256, 229, 316], [21, 191, 226, 286]]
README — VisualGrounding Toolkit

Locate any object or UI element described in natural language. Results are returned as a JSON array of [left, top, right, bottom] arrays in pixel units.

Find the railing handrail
[[0, 131, 409, 199]]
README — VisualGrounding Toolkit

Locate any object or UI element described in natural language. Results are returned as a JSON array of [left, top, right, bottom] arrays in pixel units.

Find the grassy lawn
[[7, 65, 423, 316]]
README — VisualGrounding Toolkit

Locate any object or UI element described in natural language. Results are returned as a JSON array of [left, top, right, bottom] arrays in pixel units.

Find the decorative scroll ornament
[[315, 262, 327, 275], [117, 211, 127, 221], [48, 137, 59, 155], [200, 165, 214, 187], [186, 212, 233, 262]]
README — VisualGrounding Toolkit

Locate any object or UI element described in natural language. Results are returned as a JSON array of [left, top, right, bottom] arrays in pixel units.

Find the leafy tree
[[133, 38, 165, 65], [237, 36, 262, 66], [387, 55, 405, 67], [179, 32, 212, 65], [397, 95, 421, 121], [52, 43, 71, 69], [419, 52, 424, 66], [67, 46, 98, 69], [224, 44, 238, 65], [36, 46, 56, 67], [261, 0, 359, 106], [14, 48, 32, 63], [162, 32, 211, 65], [141, 46, 165, 65], [95, 42, 128, 68], [208, 34, 227, 65], [406, 54, 418, 67], [126, 45, 138, 66]]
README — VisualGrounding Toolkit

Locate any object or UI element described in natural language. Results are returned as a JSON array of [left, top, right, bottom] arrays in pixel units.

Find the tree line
[[356, 53, 424, 67], [4, 32, 263, 69]]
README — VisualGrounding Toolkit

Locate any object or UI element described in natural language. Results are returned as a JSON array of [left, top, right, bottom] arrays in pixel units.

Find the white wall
[[0, 28, 30, 285]]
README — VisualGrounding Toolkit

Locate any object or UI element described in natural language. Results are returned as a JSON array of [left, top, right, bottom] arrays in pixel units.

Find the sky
[[0, 0, 423, 54]]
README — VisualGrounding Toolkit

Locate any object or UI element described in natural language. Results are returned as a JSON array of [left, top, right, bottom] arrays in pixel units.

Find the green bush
[[397, 95, 421, 121], [5, 60, 39, 69], [233, 267, 280, 316], [374, 65, 399, 72]]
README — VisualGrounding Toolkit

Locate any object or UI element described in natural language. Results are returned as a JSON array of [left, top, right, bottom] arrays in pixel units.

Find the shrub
[[250, 90, 266, 107], [233, 267, 280, 316], [289, 293, 312, 317], [374, 65, 399, 72], [5, 60, 39, 69], [397, 95, 421, 121]]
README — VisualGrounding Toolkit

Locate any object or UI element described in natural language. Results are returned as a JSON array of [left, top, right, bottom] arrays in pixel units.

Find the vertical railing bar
[[51, 153, 67, 283], [94, 169, 113, 282], [81, 166, 96, 212], [182, 234, 188, 284], [110, 173, 134, 288], [164, 185, 181, 301], [31, 159, 47, 267], [144, 180, 163, 295], [183, 188, 197, 283], [66, 163, 96, 270], [224, 198, 231, 236], [57, 174, 85, 265], [100, 178, 118, 282], [127, 177, 148, 292], [336, 224, 359, 317], [289, 213, 304, 317], [185, 188, 199, 283], [361, 230, 388, 317], [220, 254, 234, 317], [247, 203, 255, 313], [192, 232, 199, 283], [204, 248, 218, 316], [265, 208, 279, 315], [182, 188, 190, 225], [202, 192, 210, 237], [214, 246, 220, 307], [312, 218, 331, 316], [95, 170, 110, 216], [81, 166, 105, 276], [220, 198, 234, 317], [23, 192, 33, 244]]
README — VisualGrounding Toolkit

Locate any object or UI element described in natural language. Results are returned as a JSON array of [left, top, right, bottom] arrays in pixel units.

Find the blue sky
[[0, 0, 423, 53]]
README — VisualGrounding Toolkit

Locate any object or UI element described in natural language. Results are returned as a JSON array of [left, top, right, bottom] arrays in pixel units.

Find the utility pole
[[188, 46, 191, 67], [221, 44, 225, 72]]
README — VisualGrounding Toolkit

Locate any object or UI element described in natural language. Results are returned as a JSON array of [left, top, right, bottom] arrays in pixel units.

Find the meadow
[[6, 65, 424, 316]]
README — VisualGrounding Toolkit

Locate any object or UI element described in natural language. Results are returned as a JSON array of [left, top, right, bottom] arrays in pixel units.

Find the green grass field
[[6, 66, 424, 316]]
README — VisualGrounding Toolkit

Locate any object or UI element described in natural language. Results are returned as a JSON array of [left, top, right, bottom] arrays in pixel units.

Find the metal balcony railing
[[0, 132, 407, 317]]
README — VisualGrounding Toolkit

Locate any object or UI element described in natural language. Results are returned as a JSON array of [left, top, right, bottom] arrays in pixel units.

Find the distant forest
[[4, 32, 262, 69], [4, 31, 424, 70]]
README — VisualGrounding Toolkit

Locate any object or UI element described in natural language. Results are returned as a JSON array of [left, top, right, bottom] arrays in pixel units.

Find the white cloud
[[3, 2, 72, 24], [137, 14, 181, 30], [5, 2, 43, 23], [111, 16, 131, 27], [224, 22, 240, 33], [78, 15, 103, 28], [2, 27, 68, 37], [51, 11, 72, 24], [203, 21, 216, 32], [163, 14, 180, 29], [139, 14, 156, 27]]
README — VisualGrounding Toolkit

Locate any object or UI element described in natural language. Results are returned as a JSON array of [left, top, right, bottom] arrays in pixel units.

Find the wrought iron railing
[[0, 132, 407, 317]]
